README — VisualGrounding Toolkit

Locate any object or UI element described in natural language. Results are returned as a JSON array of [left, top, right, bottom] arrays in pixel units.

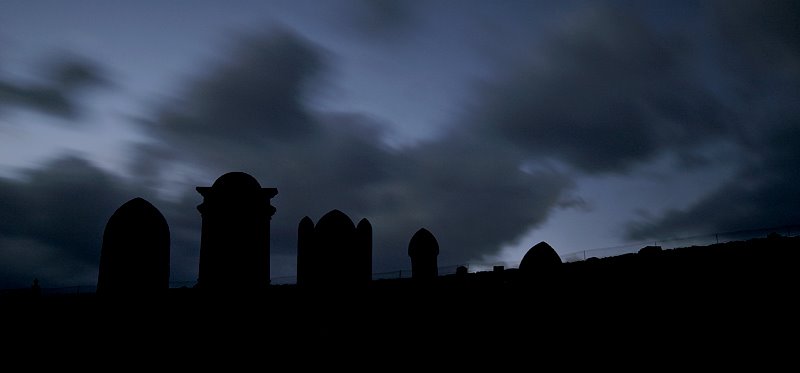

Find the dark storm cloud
[[375, 136, 575, 268], [0, 155, 203, 288], [4, 1, 796, 290], [0, 156, 133, 287], [627, 122, 800, 239], [459, 1, 799, 240], [626, 1, 800, 238], [0, 54, 106, 119], [474, 6, 730, 174], [138, 29, 576, 273], [149, 30, 323, 146], [710, 0, 800, 79], [341, 0, 418, 40]]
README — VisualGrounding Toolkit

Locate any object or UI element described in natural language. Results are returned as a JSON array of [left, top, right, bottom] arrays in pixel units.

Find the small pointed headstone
[[408, 228, 440, 281]]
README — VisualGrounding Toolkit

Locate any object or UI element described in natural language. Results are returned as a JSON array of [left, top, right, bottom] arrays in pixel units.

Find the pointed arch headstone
[[519, 241, 562, 282], [97, 197, 170, 295], [296, 216, 315, 286], [296, 210, 372, 288], [356, 218, 373, 283], [408, 228, 440, 281]]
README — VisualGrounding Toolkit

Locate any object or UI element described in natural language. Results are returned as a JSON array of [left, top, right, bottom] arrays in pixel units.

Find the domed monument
[[196, 172, 278, 290]]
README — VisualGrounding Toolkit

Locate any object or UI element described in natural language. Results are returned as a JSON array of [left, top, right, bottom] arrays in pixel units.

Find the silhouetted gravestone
[[408, 228, 439, 281], [196, 172, 277, 291], [638, 245, 663, 256], [296, 210, 372, 288], [356, 218, 373, 283], [519, 241, 562, 275], [97, 197, 170, 295], [296, 216, 315, 286], [456, 266, 468, 277]]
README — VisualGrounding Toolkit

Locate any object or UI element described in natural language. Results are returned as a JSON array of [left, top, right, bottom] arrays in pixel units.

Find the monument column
[[196, 172, 277, 291]]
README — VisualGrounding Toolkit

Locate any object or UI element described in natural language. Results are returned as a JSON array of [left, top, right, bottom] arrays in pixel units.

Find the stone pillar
[[196, 172, 277, 291]]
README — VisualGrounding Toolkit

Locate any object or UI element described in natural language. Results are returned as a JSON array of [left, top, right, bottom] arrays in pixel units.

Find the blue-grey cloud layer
[[0, 1, 798, 288], [138, 30, 574, 274], [0, 55, 105, 119], [627, 1, 800, 238]]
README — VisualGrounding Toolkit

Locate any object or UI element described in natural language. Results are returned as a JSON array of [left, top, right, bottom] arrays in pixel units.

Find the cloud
[[626, 1, 800, 239], [341, 0, 419, 40], [442, 1, 800, 245], [0, 154, 203, 288], [136, 29, 576, 275], [710, 0, 800, 80], [0, 54, 106, 119], [144, 31, 323, 151], [627, 124, 800, 239], [472, 6, 731, 174], [10, 2, 797, 288], [370, 135, 575, 268], [0, 156, 132, 287]]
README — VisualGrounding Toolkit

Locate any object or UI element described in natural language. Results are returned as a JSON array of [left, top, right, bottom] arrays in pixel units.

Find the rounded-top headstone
[[211, 171, 262, 191], [519, 241, 561, 271], [97, 197, 170, 294], [408, 228, 439, 257]]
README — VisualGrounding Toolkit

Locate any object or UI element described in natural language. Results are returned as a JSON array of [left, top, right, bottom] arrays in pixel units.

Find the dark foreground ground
[[2, 236, 798, 363]]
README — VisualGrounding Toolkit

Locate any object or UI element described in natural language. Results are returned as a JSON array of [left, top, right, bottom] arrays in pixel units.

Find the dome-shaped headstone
[[519, 241, 561, 272]]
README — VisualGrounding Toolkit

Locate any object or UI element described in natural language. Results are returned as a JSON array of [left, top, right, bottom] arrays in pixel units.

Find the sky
[[0, 0, 798, 288]]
